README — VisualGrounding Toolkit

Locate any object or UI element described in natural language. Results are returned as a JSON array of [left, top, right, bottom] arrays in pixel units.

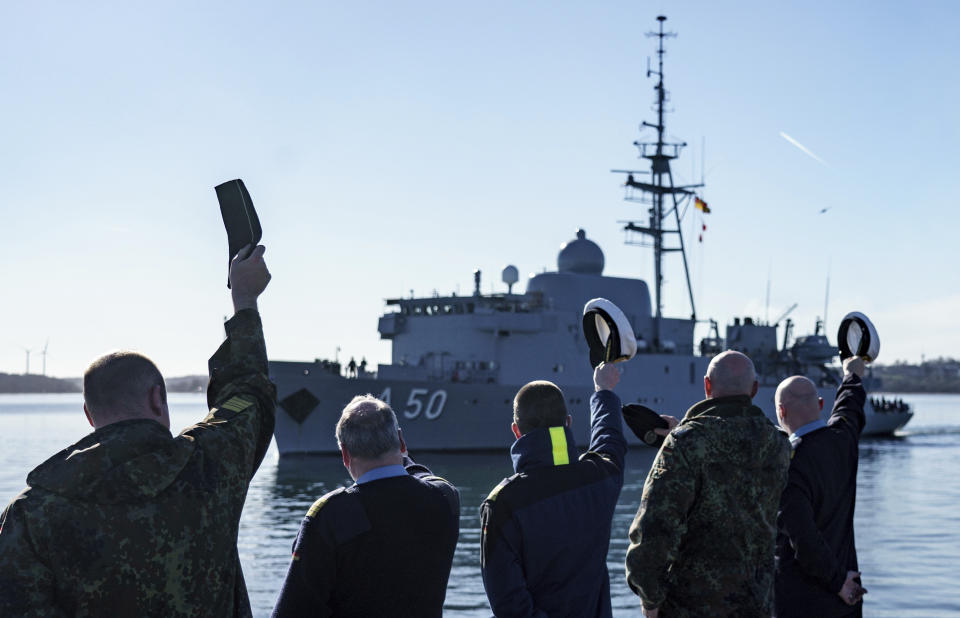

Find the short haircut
[[83, 351, 166, 418], [513, 380, 568, 435], [706, 351, 757, 398], [335, 395, 401, 459]]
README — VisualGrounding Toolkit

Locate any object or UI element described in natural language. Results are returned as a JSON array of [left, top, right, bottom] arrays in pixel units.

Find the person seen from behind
[[480, 362, 630, 617], [774, 356, 869, 617], [272, 394, 460, 617], [0, 244, 275, 616], [625, 350, 791, 617]]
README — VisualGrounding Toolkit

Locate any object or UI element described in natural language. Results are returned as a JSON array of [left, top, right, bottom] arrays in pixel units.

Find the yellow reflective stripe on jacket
[[549, 426, 569, 466]]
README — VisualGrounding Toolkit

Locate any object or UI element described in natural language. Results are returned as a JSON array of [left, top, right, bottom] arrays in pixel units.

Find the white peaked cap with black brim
[[837, 311, 880, 362], [582, 298, 637, 369]]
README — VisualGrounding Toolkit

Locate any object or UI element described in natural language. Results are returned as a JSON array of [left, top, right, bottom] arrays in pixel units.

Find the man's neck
[[93, 413, 164, 430], [350, 453, 404, 480], [787, 416, 824, 436]]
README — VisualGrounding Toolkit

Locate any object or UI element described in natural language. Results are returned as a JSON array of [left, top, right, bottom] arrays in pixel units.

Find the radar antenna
[[613, 15, 702, 348]]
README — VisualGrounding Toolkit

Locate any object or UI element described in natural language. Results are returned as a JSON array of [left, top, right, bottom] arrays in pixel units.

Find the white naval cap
[[582, 298, 637, 368]]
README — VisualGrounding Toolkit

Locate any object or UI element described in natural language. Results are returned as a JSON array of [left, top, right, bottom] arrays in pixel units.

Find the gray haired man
[[273, 395, 460, 617]]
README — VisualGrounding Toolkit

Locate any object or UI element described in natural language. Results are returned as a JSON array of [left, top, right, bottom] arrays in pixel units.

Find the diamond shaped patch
[[280, 388, 320, 424]]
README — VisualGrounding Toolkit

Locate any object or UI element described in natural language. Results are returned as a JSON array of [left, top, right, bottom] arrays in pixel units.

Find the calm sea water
[[1, 393, 958, 617]]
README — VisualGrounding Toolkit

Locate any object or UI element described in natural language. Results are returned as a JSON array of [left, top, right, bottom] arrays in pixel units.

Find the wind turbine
[[41, 339, 49, 376], [22, 346, 33, 375]]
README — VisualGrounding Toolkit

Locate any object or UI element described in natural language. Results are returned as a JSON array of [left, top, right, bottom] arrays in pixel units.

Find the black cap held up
[[622, 403, 669, 448], [216, 179, 262, 288]]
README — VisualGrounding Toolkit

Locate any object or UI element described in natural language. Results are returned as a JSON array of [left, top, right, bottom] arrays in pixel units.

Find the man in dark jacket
[[272, 394, 460, 617], [774, 356, 869, 617], [480, 362, 628, 618], [0, 245, 275, 616], [626, 351, 792, 617]]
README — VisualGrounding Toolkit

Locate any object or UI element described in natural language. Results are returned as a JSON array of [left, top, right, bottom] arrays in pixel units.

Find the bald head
[[704, 351, 758, 399], [775, 376, 823, 432]]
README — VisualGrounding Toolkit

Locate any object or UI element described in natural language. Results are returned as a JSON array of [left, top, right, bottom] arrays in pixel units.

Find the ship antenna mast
[[613, 15, 702, 349]]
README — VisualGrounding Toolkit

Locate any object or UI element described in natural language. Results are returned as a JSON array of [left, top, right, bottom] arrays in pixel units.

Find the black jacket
[[480, 390, 627, 617], [775, 373, 866, 617], [272, 457, 460, 617]]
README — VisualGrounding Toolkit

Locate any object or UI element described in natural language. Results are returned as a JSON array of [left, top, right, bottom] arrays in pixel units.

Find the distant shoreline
[[0, 374, 207, 395], [3, 362, 958, 395], [872, 359, 960, 394]]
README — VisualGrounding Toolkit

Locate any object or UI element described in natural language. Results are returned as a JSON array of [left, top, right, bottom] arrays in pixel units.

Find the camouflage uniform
[[0, 309, 276, 617], [625, 394, 791, 617]]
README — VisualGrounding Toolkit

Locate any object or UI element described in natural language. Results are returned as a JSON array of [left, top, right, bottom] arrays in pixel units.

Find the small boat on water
[[268, 16, 912, 455]]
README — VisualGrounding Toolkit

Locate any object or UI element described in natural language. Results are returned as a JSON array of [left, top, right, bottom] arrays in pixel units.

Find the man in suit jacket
[[774, 356, 870, 617]]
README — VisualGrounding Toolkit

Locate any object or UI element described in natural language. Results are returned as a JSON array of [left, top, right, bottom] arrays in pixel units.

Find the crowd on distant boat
[[871, 395, 909, 413]]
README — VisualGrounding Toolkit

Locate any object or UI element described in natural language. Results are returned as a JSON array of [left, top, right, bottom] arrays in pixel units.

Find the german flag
[[695, 197, 711, 213]]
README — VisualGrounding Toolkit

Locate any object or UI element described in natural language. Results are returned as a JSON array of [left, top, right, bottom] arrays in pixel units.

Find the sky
[[1, 0, 958, 377]]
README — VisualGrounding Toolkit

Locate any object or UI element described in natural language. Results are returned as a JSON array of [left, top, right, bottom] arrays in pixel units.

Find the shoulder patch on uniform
[[674, 418, 695, 431], [306, 487, 347, 518], [671, 422, 698, 441], [420, 474, 453, 485], [220, 395, 255, 413], [485, 475, 517, 502], [422, 475, 452, 486]]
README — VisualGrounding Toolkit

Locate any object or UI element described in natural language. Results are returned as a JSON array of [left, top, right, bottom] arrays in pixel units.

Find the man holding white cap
[[480, 362, 627, 617], [774, 356, 869, 617]]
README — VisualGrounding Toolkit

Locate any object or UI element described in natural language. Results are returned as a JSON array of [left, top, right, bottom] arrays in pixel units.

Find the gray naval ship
[[269, 16, 912, 455]]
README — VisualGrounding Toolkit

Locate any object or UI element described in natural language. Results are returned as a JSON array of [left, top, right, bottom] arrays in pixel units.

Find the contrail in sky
[[779, 131, 827, 166]]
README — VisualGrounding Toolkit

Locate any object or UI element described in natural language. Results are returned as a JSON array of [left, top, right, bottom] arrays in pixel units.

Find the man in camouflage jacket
[[0, 245, 275, 617], [626, 351, 791, 617]]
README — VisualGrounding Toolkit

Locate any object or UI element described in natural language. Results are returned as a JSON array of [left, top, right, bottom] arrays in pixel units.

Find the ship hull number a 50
[[378, 387, 447, 420]]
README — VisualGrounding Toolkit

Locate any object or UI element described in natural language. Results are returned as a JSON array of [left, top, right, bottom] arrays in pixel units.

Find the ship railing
[[444, 368, 499, 384]]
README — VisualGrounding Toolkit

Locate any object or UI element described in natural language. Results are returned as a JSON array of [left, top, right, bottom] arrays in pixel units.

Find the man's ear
[[565, 415, 572, 427], [397, 429, 407, 454], [149, 384, 165, 418], [340, 445, 351, 470], [703, 376, 712, 398], [818, 397, 824, 411], [750, 380, 759, 398], [83, 403, 95, 429], [511, 422, 522, 440], [149, 384, 171, 429]]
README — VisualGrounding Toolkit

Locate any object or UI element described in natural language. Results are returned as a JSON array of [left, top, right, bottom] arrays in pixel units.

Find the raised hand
[[594, 362, 621, 392], [843, 356, 866, 379], [230, 244, 271, 312]]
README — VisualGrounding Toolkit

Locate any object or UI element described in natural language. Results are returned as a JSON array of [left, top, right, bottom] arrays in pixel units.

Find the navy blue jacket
[[480, 390, 627, 618], [272, 456, 459, 617], [775, 373, 866, 617]]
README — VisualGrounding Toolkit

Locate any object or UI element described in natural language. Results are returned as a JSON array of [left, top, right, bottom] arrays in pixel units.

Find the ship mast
[[615, 15, 702, 349]]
